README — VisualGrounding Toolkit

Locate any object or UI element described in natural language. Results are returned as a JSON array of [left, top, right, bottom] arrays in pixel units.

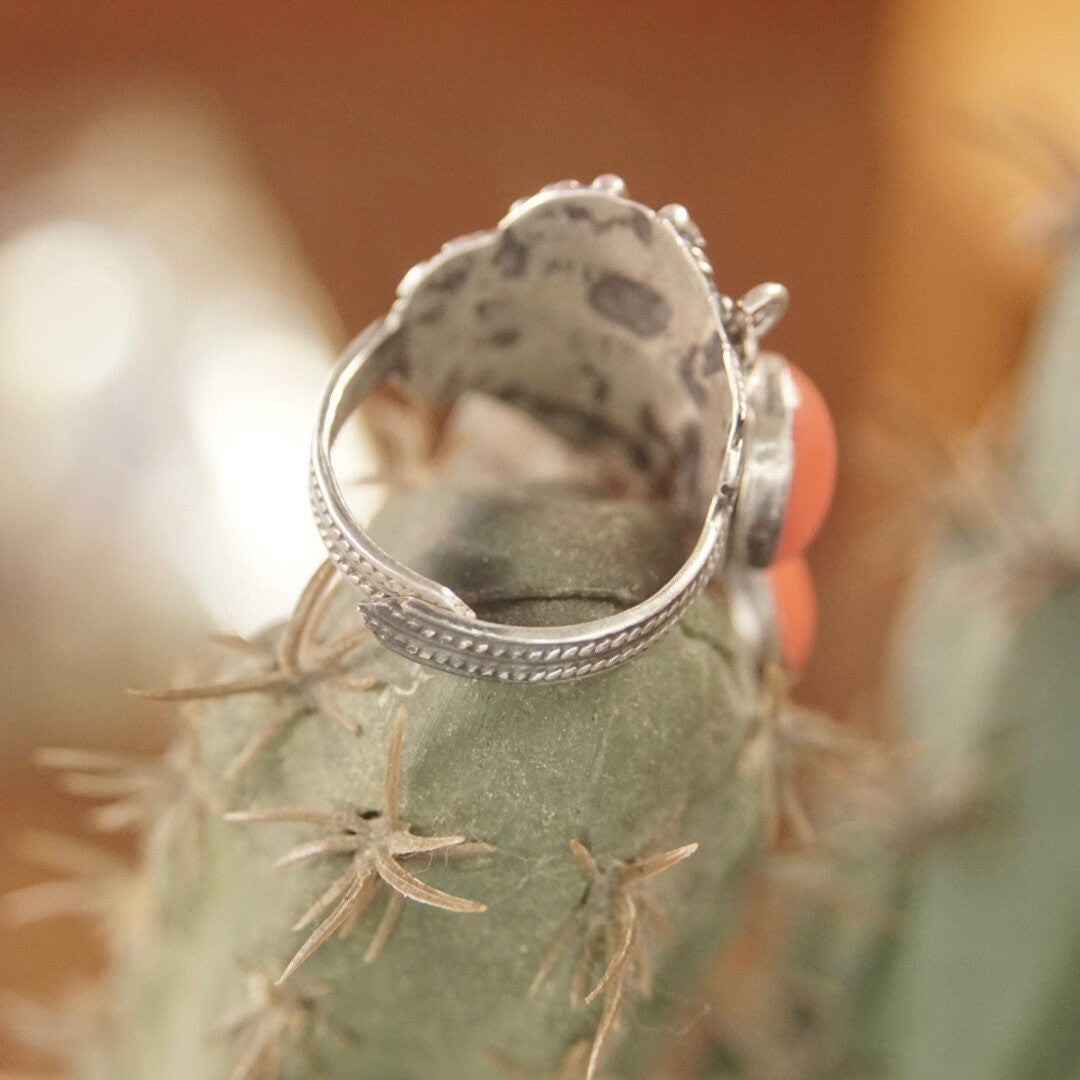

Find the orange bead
[[776, 363, 837, 561], [766, 554, 816, 671]]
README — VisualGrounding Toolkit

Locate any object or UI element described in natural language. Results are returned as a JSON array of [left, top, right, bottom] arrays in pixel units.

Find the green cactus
[[34, 482, 788, 1080], [861, 233, 1080, 1080], [705, 236, 1080, 1080]]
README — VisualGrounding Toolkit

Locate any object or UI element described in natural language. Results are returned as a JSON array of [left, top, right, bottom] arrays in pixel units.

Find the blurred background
[[0, 2, 1076, 1073]]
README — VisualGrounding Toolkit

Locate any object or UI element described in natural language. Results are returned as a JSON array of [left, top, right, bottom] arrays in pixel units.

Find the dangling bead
[[766, 554, 816, 671]]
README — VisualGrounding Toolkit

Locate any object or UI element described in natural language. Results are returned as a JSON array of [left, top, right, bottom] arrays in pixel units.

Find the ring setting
[[310, 176, 795, 683]]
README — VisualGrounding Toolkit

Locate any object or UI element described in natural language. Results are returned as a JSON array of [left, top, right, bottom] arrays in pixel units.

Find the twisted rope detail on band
[[310, 465, 734, 682]]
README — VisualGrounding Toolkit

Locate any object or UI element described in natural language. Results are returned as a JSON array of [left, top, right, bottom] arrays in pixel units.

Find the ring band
[[310, 176, 792, 683]]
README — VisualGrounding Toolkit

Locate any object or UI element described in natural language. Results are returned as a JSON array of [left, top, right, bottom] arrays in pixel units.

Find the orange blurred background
[[0, 2, 1076, 1072]]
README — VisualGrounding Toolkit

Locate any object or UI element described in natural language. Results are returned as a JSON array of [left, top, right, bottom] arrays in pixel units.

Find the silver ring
[[310, 176, 794, 683]]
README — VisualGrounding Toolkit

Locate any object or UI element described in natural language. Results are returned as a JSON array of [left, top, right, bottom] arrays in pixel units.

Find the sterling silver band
[[310, 176, 792, 682]]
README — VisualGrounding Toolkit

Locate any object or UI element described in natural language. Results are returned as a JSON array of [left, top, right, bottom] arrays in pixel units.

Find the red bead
[[766, 554, 816, 671], [776, 363, 837, 561]]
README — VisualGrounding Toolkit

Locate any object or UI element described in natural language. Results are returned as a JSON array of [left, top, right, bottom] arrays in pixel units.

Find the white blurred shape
[[178, 298, 374, 632], [0, 220, 160, 409]]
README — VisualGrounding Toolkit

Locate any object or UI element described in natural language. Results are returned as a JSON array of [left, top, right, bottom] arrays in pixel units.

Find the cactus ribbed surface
[[80, 483, 769, 1080]]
